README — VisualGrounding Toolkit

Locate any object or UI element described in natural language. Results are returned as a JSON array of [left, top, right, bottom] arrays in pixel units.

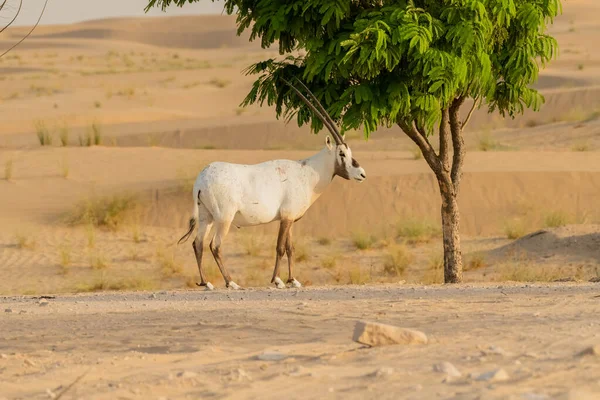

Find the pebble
[[257, 351, 287, 361], [483, 345, 512, 357], [352, 321, 428, 346], [1, 354, 8, 359], [177, 371, 198, 379], [368, 367, 394, 378], [475, 368, 509, 382], [38, 299, 49, 307], [433, 361, 461, 378], [576, 345, 600, 357], [149, 294, 157, 299], [24, 358, 36, 367]]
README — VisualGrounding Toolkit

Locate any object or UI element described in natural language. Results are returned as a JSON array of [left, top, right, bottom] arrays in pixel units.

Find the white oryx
[[178, 79, 366, 290]]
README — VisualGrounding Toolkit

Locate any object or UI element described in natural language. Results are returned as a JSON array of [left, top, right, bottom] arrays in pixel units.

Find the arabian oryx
[[178, 79, 366, 290]]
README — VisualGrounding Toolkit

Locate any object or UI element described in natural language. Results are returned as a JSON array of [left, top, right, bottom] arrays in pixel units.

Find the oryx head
[[283, 78, 366, 183]]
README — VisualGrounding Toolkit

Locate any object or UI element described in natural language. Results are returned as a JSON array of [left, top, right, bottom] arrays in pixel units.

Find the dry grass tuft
[[60, 157, 69, 179], [321, 255, 338, 270], [242, 234, 264, 257], [156, 249, 184, 277], [58, 122, 69, 146], [208, 78, 231, 88], [396, 217, 440, 243], [427, 252, 444, 271], [317, 237, 331, 246], [294, 240, 310, 262], [543, 210, 569, 228], [571, 142, 591, 152], [34, 120, 53, 146], [68, 195, 138, 231], [58, 244, 72, 274], [4, 158, 13, 181], [90, 252, 109, 270], [14, 232, 36, 250], [465, 252, 487, 271], [476, 131, 497, 151], [351, 231, 376, 250], [383, 244, 413, 277], [504, 218, 527, 240], [348, 264, 371, 285]]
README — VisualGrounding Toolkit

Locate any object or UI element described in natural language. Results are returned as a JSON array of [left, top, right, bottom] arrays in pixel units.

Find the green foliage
[[148, 0, 561, 137]]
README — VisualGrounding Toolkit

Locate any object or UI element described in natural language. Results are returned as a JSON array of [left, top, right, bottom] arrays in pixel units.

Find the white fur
[[274, 277, 286, 289], [187, 135, 366, 289], [204, 282, 214, 291], [228, 281, 241, 290], [191, 137, 365, 228], [289, 279, 302, 288]]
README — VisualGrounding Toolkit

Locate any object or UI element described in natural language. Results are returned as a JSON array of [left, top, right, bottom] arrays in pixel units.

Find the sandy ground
[[1, 284, 600, 400], [1, 2, 600, 399]]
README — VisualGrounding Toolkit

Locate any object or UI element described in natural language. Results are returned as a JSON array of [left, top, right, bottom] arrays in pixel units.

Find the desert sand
[[0, 0, 599, 398]]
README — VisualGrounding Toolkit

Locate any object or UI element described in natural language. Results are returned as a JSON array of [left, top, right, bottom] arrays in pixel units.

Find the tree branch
[[461, 96, 480, 130], [398, 119, 442, 175], [0, 0, 22, 35], [438, 109, 450, 172], [449, 97, 466, 193]]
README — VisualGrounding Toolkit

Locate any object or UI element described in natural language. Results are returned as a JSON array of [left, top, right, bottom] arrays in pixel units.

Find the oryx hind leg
[[193, 204, 214, 290], [209, 219, 241, 290]]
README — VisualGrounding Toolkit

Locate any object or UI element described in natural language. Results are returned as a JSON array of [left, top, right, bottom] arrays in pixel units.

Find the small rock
[[483, 345, 512, 357], [433, 362, 461, 378], [38, 299, 49, 307], [177, 371, 198, 379], [228, 368, 252, 382], [352, 321, 428, 346], [45, 388, 57, 399], [1, 354, 8, 359], [476, 368, 509, 382], [556, 389, 598, 400], [19, 310, 27, 314], [589, 277, 600, 283], [576, 345, 600, 357], [24, 358, 36, 367], [4, 309, 12, 313], [149, 294, 157, 299], [368, 367, 394, 378], [257, 351, 287, 361]]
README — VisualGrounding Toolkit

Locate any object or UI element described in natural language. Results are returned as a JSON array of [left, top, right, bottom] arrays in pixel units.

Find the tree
[[0, 0, 50, 59], [146, 0, 561, 283]]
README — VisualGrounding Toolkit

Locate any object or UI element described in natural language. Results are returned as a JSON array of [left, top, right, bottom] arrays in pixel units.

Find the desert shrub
[[504, 217, 527, 239], [544, 210, 569, 228], [68, 195, 138, 230], [396, 217, 440, 243], [351, 231, 375, 250], [34, 120, 53, 146], [317, 237, 331, 246], [383, 245, 413, 277], [465, 252, 487, 271]]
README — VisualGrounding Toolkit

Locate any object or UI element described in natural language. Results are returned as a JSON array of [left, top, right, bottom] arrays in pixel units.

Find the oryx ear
[[325, 135, 334, 151]]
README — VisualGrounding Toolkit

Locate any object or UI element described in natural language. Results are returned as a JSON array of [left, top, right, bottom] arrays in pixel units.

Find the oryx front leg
[[285, 224, 301, 288], [271, 220, 292, 289], [209, 220, 241, 290]]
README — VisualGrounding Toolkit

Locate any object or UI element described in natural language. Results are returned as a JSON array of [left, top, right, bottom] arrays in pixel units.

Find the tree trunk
[[438, 178, 463, 283]]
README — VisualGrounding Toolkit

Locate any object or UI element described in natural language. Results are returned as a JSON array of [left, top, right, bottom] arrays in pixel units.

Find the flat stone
[[433, 362, 461, 378], [475, 368, 509, 382], [177, 371, 198, 379], [352, 321, 428, 346], [577, 345, 600, 357], [24, 358, 36, 367], [38, 299, 49, 307], [368, 367, 394, 378], [257, 351, 287, 361]]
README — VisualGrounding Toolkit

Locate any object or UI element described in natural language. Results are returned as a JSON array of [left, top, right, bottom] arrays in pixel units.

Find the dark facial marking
[[351, 158, 360, 168], [333, 155, 350, 180]]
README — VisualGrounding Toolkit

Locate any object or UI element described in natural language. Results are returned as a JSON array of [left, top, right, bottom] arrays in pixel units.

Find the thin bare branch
[[0, 0, 49, 59], [55, 369, 90, 400], [281, 78, 342, 144], [0, 0, 8, 12], [438, 109, 451, 172], [291, 77, 345, 144], [461, 96, 480, 130], [0, 0, 22, 35]]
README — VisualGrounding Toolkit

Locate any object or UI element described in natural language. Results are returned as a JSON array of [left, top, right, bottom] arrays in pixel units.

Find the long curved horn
[[292, 77, 345, 145], [281, 77, 342, 145], [0, 0, 49, 59], [0, 0, 22, 35], [0, 0, 8, 12]]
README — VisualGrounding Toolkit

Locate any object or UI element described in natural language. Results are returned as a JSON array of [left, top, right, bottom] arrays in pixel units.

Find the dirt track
[[1, 283, 599, 400]]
